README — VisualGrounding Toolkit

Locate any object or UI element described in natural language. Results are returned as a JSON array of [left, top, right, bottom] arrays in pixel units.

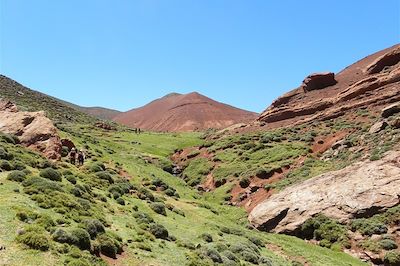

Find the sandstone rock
[[369, 120, 388, 133], [382, 102, 400, 118], [0, 100, 18, 112], [391, 118, 400, 129], [366, 46, 400, 74], [248, 151, 400, 233], [0, 106, 62, 160], [301, 72, 337, 92]]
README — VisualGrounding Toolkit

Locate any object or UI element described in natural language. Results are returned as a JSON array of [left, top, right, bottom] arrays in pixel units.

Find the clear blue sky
[[1, 0, 399, 113]]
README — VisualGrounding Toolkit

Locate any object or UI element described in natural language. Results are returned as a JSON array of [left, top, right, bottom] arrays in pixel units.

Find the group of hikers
[[68, 147, 86, 166], [133, 128, 142, 134]]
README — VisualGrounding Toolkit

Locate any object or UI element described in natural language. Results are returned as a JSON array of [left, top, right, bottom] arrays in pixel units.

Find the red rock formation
[[301, 72, 337, 92], [258, 44, 400, 127]]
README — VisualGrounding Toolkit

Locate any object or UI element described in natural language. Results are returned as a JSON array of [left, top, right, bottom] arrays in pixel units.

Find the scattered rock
[[382, 102, 400, 118], [0, 100, 62, 160], [301, 72, 337, 92], [95, 122, 115, 130], [249, 151, 400, 233], [391, 118, 400, 129], [369, 120, 388, 133], [0, 99, 18, 112]]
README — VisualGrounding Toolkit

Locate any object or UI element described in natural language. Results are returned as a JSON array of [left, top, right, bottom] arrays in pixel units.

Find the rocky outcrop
[[365, 46, 400, 74], [61, 139, 76, 150], [0, 100, 62, 160], [301, 72, 337, 92], [382, 102, 400, 118], [258, 44, 400, 127], [249, 150, 400, 233]]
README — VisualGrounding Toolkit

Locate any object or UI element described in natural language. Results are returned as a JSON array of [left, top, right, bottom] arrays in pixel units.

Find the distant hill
[[0, 75, 96, 124], [113, 92, 258, 132]]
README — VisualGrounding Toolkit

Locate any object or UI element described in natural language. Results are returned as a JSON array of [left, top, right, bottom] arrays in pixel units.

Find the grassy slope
[[0, 121, 367, 266]]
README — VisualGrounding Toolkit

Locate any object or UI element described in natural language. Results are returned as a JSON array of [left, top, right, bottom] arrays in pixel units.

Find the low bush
[[66, 175, 77, 184], [149, 202, 166, 216], [53, 228, 91, 250], [200, 233, 213, 243], [380, 239, 398, 250], [7, 170, 27, 182], [17, 226, 50, 251], [22, 176, 64, 194], [239, 177, 250, 188], [149, 223, 169, 239], [84, 219, 105, 239], [95, 171, 114, 184], [351, 219, 388, 236], [0, 160, 12, 170], [384, 251, 400, 266], [89, 162, 106, 173], [39, 168, 62, 181], [116, 197, 125, 205], [94, 232, 123, 258]]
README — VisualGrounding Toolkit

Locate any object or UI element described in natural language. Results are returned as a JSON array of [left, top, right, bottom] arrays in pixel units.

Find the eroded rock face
[[0, 100, 62, 160], [249, 151, 400, 233], [258, 45, 400, 127], [301, 72, 337, 92]]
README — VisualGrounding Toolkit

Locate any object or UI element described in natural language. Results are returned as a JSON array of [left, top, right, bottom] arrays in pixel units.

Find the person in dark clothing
[[69, 148, 77, 165], [77, 150, 85, 166]]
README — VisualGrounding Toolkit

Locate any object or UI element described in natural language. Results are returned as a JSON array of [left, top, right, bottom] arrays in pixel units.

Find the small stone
[[369, 121, 388, 133]]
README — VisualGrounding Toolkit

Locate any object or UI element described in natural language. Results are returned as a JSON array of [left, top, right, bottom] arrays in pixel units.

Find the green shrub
[[150, 202, 166, 216], [116, 197, 125, 205], [247, 236, 264, 247], [384, 251, 400, 266], [239, 177, 250, 188], [17, 229, 50, 251], [202, 247, 223, 263], [7, 170, 27, 182], [149, 223, 169, 239], [89, 162, 105, 173], [200, 233, 213, 243], [94, 232, 123, 258], [0, 160, 12, 170], [351, 219, 388, 236], [95, 171, 114, 184], [0, 133, 19, 144], [380, 239, 398, 250], [12, 161, 26, 170], [70, 228, 91, 250], [39, 168, 62, 181], [134, 211, 154, 225], [84, 219, 105, 239], [22, 176, 64, 194], [53, 228, 91, 250], [66, 175, 77, 184], [61, 146, 69, 157]]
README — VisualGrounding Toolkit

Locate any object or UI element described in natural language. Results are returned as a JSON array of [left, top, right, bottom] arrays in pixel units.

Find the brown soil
[[113, 92, 258, 132], [312, 130, 350, 154]]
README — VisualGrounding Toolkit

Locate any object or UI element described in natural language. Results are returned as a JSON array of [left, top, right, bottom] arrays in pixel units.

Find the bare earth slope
[[114, 92, 258, 132], [258, 44, 400, 128]]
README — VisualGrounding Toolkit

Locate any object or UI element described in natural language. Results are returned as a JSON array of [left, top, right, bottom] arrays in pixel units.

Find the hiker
[[77, 149, 85, 166], [69, 148, 77, 164]]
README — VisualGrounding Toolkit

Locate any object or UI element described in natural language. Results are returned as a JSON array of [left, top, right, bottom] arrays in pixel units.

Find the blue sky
[[1, 0, 399, 113]]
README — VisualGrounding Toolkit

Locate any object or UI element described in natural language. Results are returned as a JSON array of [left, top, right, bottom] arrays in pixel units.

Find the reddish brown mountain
[[113, 92, 258, 132], [258, 44, 400, 128]]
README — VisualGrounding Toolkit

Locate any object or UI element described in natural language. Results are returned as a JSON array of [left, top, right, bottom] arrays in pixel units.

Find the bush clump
[[7, 170, 27, 182], [350, 219, 388, 236], [149, 202, 166, 216], [53, 228, 91, 250], [94, 232, 123, 258], [239, 177, 250, 188], [89, 162, 106, 173], [95, 171, 114, 184], [200, 233, 213, 243], [39, 168, 62, 181], [84, 219, 105, 239], [384, 251, 400, 266], [149, 223, 169, 239], [17, 227, 50, 251], [380, 239, 398, 250], [0, 160, 12, 171]]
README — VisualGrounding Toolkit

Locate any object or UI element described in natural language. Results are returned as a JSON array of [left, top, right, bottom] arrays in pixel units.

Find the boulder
[[391, 118, 400, 129], [0, 103, 62, 160], [248, 151, 400, 233], [369, 120, 388, 133], [301, 72, 337, 92], [365, 46, 400, 74], [0, 100, 18, 112], [382, 102, 400, 118]]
